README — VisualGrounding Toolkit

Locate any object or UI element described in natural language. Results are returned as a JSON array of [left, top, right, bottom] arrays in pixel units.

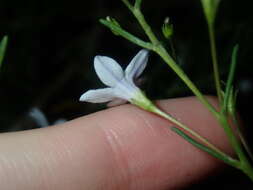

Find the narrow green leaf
[[171, 127, 239, 168], [222, 45, 239, 113], [0, 36, 8, 69]]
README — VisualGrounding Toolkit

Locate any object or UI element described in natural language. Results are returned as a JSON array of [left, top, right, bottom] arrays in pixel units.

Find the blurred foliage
[[0, 0, 253, 188], [0, 36, 8, 68]]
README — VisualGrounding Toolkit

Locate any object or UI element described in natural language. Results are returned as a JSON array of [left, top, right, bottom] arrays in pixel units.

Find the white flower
[[79, 49, 149, 106]]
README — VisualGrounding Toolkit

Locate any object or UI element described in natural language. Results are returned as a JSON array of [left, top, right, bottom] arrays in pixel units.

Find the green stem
[[134, 0, 142, 9], [242, 163, 253, 181], [153, 106, 227, 157], [100, 19, 153, 50], [121, 0, 133, 11], [133, 92, 239, 169], [219, 114, 253, 180], [132, 9, 160, 46], [156, 46, 219, 118], [208, 24, 222, 103], [171, 127, 239, 168], [232, 114, 253, 161], [133, 92, 237, 165], [130, 8, 219, 118]]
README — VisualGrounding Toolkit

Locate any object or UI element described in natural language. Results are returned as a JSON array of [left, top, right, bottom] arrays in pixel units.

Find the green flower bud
[[227, 87, 238, 116], [162, 17, 173, 39]]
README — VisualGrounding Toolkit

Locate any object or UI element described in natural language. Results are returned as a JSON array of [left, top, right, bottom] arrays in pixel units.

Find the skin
[[0, 97, 233, 190]]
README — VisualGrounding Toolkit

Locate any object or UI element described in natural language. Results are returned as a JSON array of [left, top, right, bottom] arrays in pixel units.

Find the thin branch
[[100, 19, 153, 50], [134, 0, 142, 9], [121, 0, 133, 11]]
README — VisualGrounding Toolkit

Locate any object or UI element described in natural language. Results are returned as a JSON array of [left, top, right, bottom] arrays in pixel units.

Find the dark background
[[0, 0, 253, 188]]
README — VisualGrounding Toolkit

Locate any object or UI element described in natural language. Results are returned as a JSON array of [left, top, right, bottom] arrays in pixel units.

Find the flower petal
[[79, 88, 115, 103], [94, 56, 124, 87], [125, 49, 149, 82]]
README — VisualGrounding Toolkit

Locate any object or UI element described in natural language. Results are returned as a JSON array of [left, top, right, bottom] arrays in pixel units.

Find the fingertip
[[0, 97, 232, 190]]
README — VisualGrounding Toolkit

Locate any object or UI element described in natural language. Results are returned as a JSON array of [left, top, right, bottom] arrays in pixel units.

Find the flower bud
[[162, 17, 173, 39]]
